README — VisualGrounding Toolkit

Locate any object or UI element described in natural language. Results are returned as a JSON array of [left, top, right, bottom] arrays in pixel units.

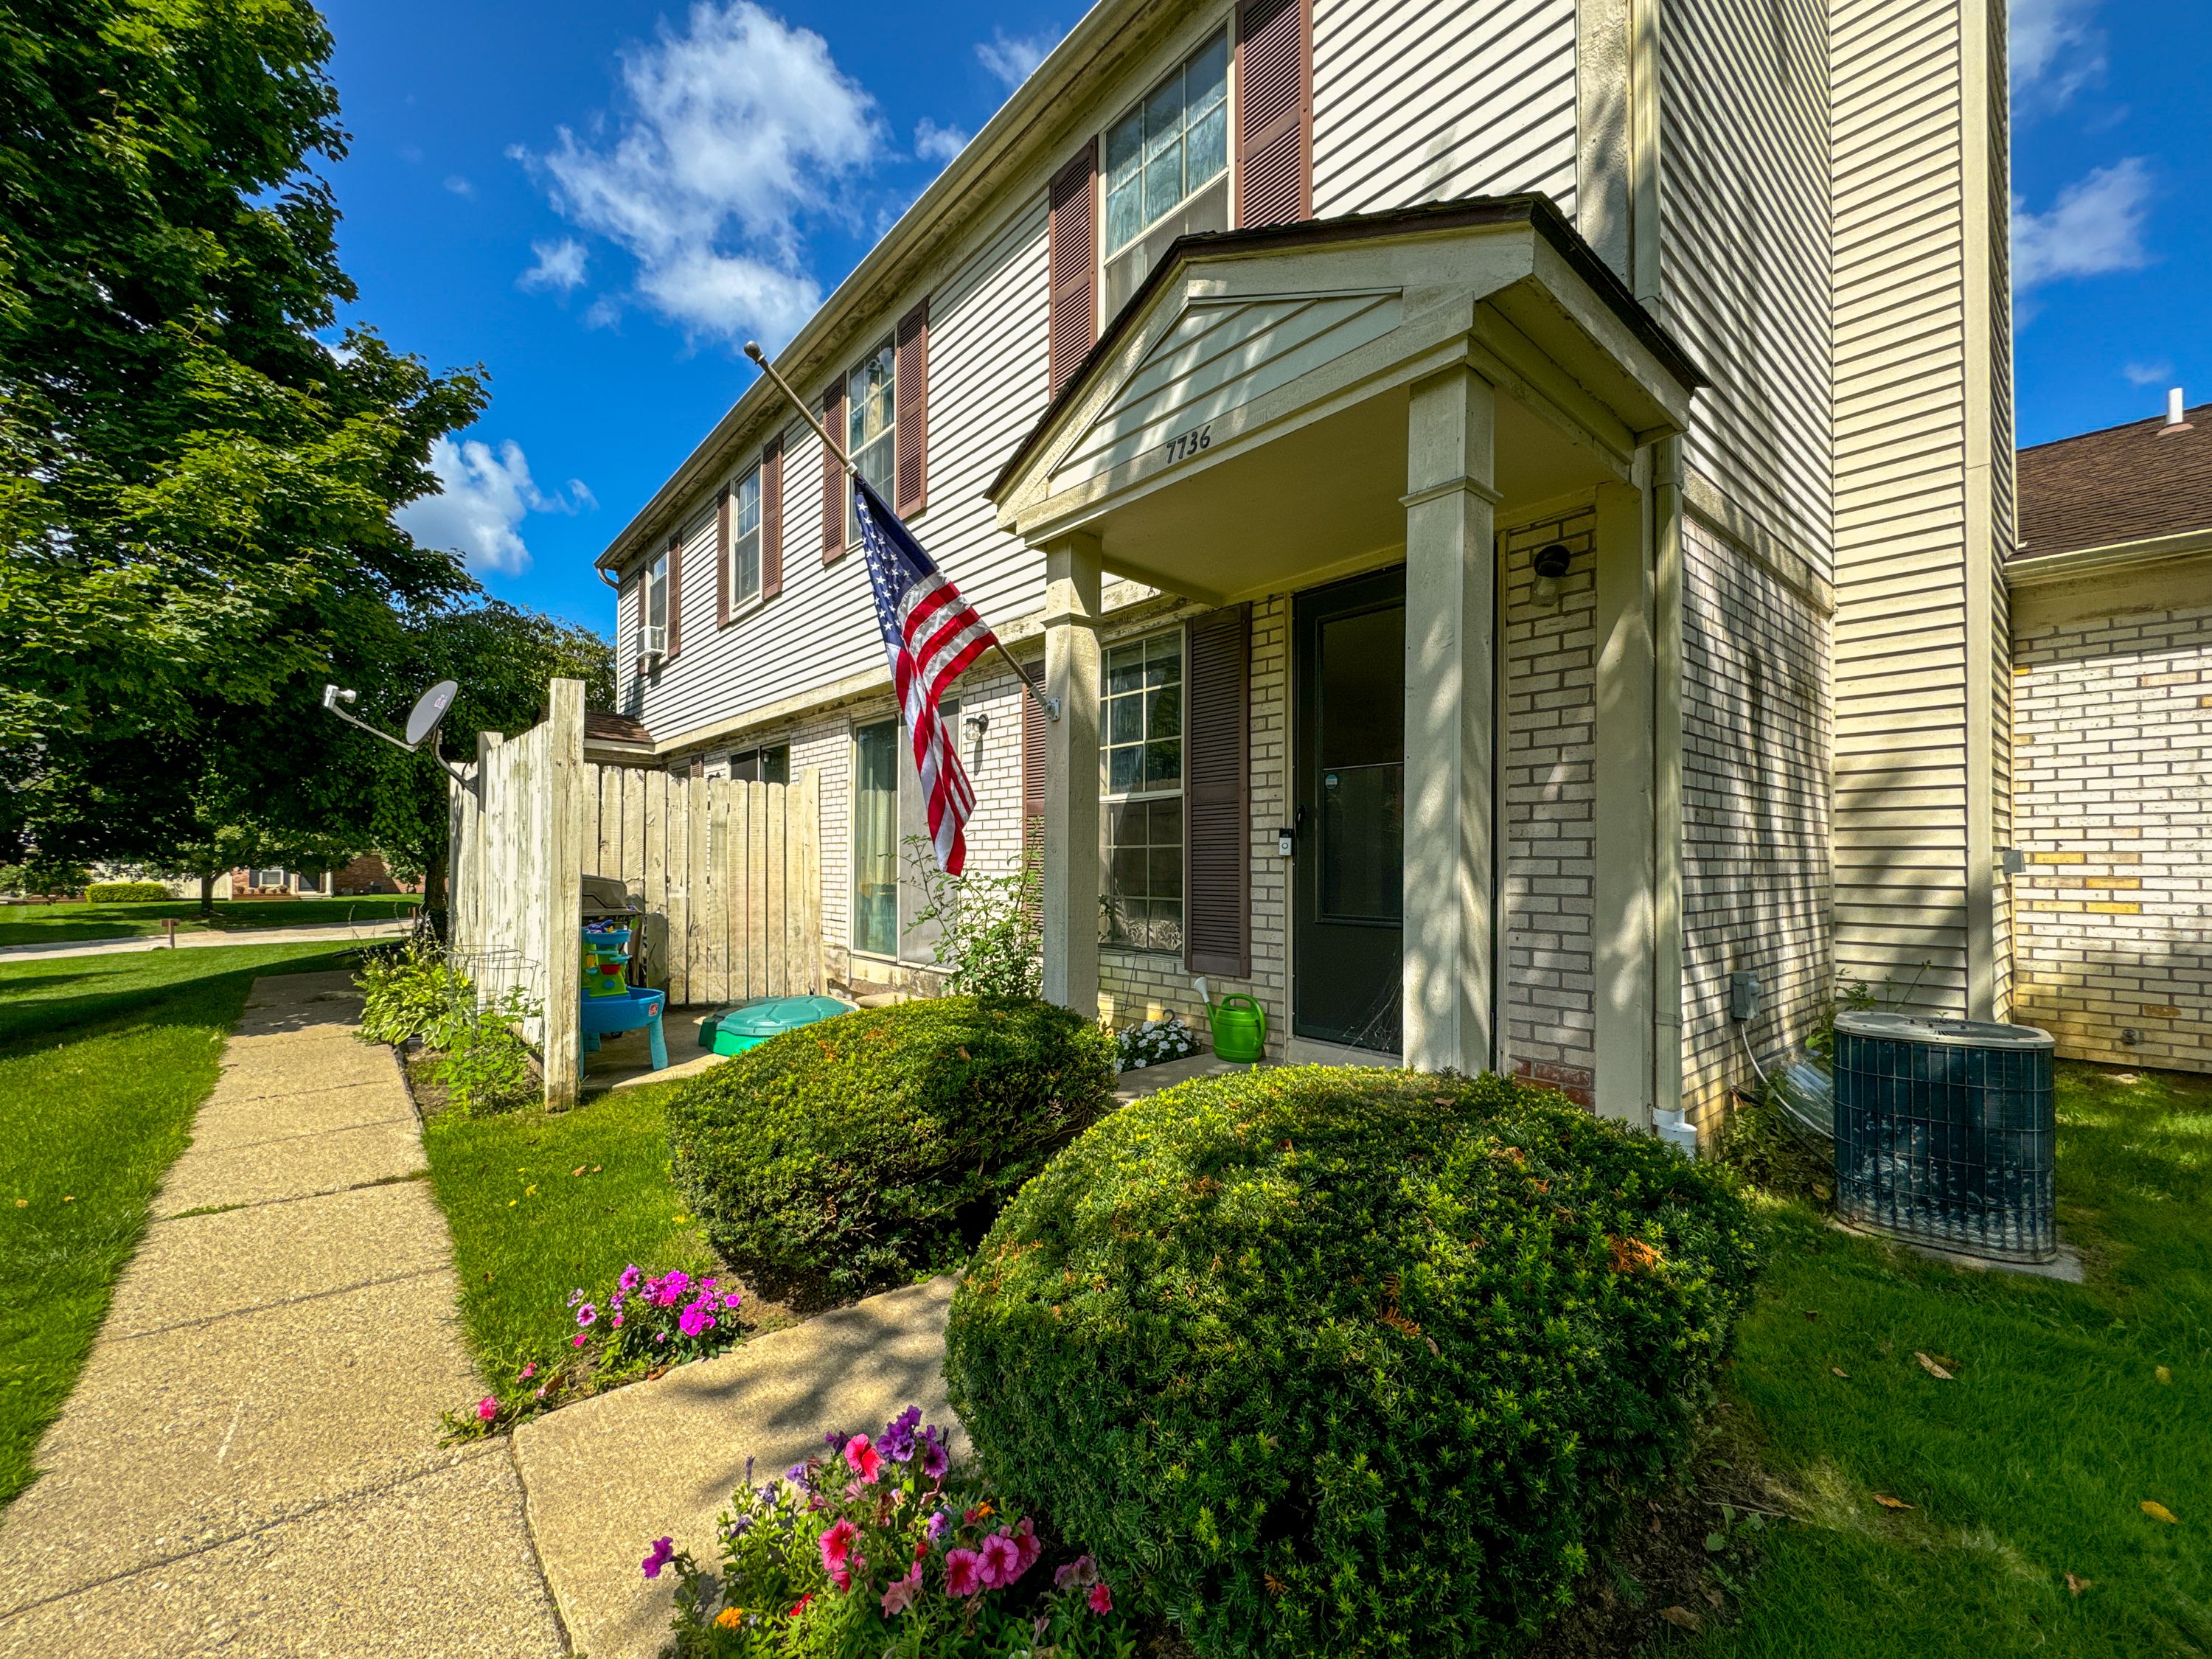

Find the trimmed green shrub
[[667, 997, 1116, 1301], [945, 1066, 1759, 1659], [84, 881, 169, 902]]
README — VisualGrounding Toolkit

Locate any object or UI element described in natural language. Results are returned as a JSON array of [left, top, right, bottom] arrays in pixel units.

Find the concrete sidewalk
[[0, 972, 565, 1658], [0, 920, 413, 963]]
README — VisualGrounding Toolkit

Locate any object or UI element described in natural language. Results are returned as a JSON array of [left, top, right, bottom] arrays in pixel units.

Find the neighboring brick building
[[2008, 395, 2212, 1073]]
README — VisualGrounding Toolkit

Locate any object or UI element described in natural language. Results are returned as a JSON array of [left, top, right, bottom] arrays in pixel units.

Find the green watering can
[[1206, 993, 1268, 1063]]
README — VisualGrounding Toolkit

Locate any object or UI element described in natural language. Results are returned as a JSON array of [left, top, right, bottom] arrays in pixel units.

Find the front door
[[1292, 568, 1404, 1050]]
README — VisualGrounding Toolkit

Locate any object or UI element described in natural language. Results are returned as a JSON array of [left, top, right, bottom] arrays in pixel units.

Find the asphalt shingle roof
[[2016, 403, 2212, 558]]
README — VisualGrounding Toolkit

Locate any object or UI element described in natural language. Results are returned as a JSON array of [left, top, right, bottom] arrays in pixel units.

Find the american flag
[[852, 477, 995, 874]]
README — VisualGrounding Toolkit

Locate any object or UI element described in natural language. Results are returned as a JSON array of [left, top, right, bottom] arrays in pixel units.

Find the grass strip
[[0, 942, 358, 1506], [1702, 1062, 2211, 1656], [0, 894, 420, 947], [420, 1084, 721, 1402]]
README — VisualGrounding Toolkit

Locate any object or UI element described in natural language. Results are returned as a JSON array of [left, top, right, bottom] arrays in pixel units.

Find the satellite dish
[[404, 680, 460, 749]]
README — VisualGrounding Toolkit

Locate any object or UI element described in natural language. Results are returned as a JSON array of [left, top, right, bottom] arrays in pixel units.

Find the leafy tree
[[0, 0, 485, 866]]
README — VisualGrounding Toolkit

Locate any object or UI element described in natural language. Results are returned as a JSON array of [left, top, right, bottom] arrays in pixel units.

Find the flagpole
[[742, 341, 1060, 723]]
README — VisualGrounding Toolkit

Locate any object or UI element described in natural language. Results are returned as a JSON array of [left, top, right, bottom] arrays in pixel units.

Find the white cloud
[[975, 27, 1057, 90], [518, 236, 590, 293], [2122, 361, 2174, 387], [444, 174, 476, 198], [397, 437, 592, 577], [914, 118, 968, 166], [2011, 157, 2152, 292], [2010, 0, 2104, 110], [515, 1, 880, 346]]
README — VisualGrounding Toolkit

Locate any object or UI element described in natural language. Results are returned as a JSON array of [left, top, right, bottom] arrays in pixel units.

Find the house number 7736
[[1161, 423, 1212, 463]]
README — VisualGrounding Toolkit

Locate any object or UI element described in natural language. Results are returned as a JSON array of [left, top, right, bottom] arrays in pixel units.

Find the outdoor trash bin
[[698, 995, 856, 1056]]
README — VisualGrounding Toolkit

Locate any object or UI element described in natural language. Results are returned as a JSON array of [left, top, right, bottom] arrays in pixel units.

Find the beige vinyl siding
[[629, 200, 1053, 742], [1310, 0, 1578, 219], [1656, 0, 1832, 569], [1829, 0, 2008, 1017], [1679, 517, 1834, 1127]]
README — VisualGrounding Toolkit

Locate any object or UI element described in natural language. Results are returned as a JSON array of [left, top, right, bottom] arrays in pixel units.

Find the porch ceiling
[[990, 195, 1703, 604]]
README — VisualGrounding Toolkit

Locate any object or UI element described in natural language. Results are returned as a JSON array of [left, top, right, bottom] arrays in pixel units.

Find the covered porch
[[989, 197, 1702, 1124]]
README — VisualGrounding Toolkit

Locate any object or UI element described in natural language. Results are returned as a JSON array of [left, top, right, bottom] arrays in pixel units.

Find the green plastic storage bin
[[698, 995, 857, 1056]]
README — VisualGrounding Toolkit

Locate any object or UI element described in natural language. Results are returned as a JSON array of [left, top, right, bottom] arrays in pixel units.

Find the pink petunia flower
[[944, 1548, 984, 1597], [576, 1302, 597, 1328], [881, 1562, 922, 1617], [678, 1301, 711, 1338], [844, 1435, 883, 1484], [1055, 1554, 1097, 1590], [571, 1332, 588, 1347], [618, 1264, 641, 1294], [1088, 1582, 1113, 1615], [818, 1518, 858, 1573], [1009, 1517, 1040, 1579], [476, 1397, 498, 1423], [977, 1531, 1020, 1588], [518, 1363, 537, 1382]]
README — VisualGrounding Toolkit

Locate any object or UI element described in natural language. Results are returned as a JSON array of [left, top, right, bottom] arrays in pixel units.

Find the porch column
[[1040, 532, 1103, 1016], [1593, 478, 1656, 1125], [1402, 366, 1498, 1074]]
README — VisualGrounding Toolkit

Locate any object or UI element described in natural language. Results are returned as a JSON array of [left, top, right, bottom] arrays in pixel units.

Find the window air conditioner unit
[[640, 625, 667, 661]]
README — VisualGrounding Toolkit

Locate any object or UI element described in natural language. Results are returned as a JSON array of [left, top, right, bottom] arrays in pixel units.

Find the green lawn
[[420, 1083, 721, 1405], [1702, 1062, 2211, 1657], [0, 894, 420, 947], [0, 942, 361, 1505]]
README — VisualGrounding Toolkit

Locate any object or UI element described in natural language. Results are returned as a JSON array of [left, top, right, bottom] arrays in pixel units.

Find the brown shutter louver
[[664, 531, 684, 658], [821, 383, 846, 562], [1047, 140, 1099, 397], [894, 298, 929, 518], [1234, 0, 1312, 230], [632, 571, 647, 679], [1183, 604, 1251, 978], [714, 484, 731, 628], [761, 433, 785, 598]]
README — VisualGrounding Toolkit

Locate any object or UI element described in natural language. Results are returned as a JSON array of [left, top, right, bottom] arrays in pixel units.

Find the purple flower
[[786, 1463, 810, 1486], [925, 1509, 950, 1547], [575, 1302, 597, 1328], [653, 1270, 692, 1309], [618, 1264, 641, 1294], [1055, 1554, 1098, 1590], [823, 1429, 850, 1456], [920, 1426, 950, 1481], [678, 1300, 711, 1338], [641, 1537, 675, 1580], [880, 1405, 922, 1464]]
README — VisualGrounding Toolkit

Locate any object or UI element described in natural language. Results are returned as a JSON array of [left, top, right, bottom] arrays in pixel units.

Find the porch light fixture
[[1531, 541, 1573, 608]]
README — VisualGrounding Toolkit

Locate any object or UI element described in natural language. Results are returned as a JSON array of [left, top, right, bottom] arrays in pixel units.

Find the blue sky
[[318, 0, 2208, 638]]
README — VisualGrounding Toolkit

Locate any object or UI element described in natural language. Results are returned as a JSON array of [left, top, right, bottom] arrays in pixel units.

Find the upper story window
[[642, 549, 669, 657], [729, 467, 762, 610], [846, 339, 896, 539], [1102, 29, 1230, 316]]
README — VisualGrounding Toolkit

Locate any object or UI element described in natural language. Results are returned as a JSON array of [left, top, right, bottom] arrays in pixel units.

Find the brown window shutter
[[714, 484, 731, 628], [1047, 141, 1099, 398], [894, 298, 929, 517], [1235, 0, 1312, 229], [664, 531, 684, 658], [761, 433, 785, 598], [1183, 604, 1251, 978], [1020, 661, 1047, 855], [821, 383, 847, 563]]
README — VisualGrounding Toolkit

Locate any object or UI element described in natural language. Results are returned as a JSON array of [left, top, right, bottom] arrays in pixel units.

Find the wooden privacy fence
[[448, 677, 824, 1107], [582, 762, 823, 1012]]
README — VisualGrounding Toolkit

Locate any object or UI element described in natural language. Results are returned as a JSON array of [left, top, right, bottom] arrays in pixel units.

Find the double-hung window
[[852, 706, 959, 963], [846, 340, 896, 541], [1102, 32, 1229, 313], [1099, 630, 1184, 953], [642, 550, 669, 657], [729, 467, 762, 610]]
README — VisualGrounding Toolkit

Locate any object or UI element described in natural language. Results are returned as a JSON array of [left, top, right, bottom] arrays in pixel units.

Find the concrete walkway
[[0, 972, 565, 1658], [0, 919, 413, 963]]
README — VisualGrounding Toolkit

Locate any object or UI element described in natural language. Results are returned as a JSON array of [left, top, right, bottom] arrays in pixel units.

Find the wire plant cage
[[1832, 1011, 2058, 1264]]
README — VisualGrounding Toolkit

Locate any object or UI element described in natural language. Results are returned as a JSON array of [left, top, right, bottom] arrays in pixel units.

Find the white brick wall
[[2011, 598, 2212, 1071], [1680, 518, 1834, 1129], [1500, 509, 1599, 1104]]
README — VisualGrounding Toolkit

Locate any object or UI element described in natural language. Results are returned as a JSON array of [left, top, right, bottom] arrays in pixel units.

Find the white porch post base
[[1401, 366, 1497, 1075], [1040, 533, 1103, 1016]]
